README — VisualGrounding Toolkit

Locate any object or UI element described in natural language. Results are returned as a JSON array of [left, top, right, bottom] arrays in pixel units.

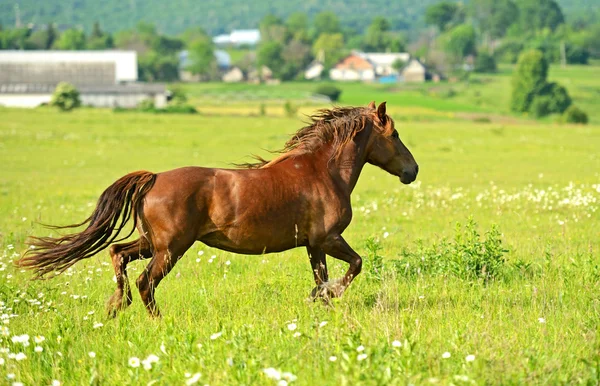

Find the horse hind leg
[[107, 238, 152, 318], [136, 238, 194, 318]]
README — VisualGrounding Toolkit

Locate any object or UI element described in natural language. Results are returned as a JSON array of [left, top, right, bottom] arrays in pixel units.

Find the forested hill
[[0, 0, 595, 35]]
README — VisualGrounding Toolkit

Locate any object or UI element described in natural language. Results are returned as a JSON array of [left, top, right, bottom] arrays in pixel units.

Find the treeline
[[1, 0, 598, 83], [255, 12, 405, 80], [421, 0, 599, 75], [0, 22, 213, 82]]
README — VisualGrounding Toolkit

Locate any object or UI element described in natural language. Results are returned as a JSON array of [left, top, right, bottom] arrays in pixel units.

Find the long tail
[[17, 171, 156, 279]]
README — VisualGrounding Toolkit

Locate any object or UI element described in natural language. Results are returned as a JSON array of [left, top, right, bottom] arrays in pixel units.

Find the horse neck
[[323, 126, 371, 195]]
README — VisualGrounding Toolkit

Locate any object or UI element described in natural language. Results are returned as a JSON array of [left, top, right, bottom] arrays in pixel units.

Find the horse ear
[[377, 102, 387, 123], [368, 101, 376, 109]]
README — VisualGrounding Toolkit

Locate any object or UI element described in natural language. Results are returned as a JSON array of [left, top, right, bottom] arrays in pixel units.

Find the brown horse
[[17, 101, 418, 317]]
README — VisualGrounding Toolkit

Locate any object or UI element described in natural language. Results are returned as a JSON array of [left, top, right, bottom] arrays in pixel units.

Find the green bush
[[315, 85, 342, 102], [539, 82, 571, 114], [137, 98, 156, 112], [529, 95, 552, 118], [50, 82, 81, 111], [563, 105, 588, 124], [391, 218, 508, 282], [511, 49, 548, 113], [283, 100, 298, 117], [168, 86, 188, 105], [474, 52, 497, 73]]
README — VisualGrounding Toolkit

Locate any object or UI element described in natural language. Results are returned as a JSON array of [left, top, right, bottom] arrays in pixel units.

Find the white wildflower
[[287, 323, 297, 331], [442, 352, 451, 359], [93, 322, 103, 329], [129, 357, 140, 368], [319, 321, 328, 328], [329, 356, 337, 362], [35, 346, 43, 353], [465, 354, 475, 362], [15, 352, 27, 361], [88, 352, 96, 358], [34, 335, 45, 343], [357, 353, 368, 361], [392, 340, 402, 348], [210, 332, 222, 340], [263, 367, 281, 380], [538, 317, 546, 324], [356, 345, 365, 352], [185, 372, 202, 385]]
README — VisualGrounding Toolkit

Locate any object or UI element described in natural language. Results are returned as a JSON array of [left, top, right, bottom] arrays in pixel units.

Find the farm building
[[358, 52, 410, 77], [178, 49, 232, 82], [0, 50, 167, 108], [329, 51, 411, 82], [401, 58, 439, 83], [329, 54, 376, 82]]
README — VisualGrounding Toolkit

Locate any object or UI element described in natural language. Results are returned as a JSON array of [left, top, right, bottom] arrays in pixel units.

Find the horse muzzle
[[400, 164, 418, 185]]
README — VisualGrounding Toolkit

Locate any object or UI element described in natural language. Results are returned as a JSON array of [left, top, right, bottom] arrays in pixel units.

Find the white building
[[214, 29, 261, 46], [0, 50, 167, 108], [358, 52, 411, 76]]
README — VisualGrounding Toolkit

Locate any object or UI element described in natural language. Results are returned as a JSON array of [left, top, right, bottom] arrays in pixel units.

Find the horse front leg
[[314, 234, 362, 299], [306, 246, 329, 300]]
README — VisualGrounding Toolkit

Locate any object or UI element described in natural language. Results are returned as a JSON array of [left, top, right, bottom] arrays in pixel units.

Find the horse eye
[[391, 131, 399, 139]]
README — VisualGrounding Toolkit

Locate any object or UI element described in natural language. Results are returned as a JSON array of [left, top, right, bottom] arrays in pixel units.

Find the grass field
[[1, 71, 599, 385]]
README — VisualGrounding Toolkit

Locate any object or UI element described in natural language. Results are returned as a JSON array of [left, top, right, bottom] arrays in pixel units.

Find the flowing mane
[[238, 106, 374, 169]]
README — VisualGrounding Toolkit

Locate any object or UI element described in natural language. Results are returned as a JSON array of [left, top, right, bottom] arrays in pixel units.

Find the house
[[222, 67, 244, 83], [178, 49, 231, 82], [401, 58, 437, 83], [329, 54, 376, 82], [304, 61, 325, 80], [213, 29, 261, 47], [358, 52, 410, 77], [0, 50, 167, 108]]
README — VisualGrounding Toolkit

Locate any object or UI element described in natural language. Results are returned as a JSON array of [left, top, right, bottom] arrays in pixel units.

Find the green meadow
[[1, 65, 599, 385]]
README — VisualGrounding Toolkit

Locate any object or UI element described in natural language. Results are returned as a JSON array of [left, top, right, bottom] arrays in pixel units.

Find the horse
[[17, 101, 418, 317]]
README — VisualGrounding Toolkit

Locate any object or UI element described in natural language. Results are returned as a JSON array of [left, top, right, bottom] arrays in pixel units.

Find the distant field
[[0, 79, 599, 385], [180, 63, 600, 124]]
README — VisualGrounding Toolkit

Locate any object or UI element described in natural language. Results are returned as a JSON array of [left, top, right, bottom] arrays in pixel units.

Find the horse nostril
[[415, 164, 419, 175]]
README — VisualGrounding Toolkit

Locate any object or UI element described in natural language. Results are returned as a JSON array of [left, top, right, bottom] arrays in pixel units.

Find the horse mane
[[238, 106, 374, 169]]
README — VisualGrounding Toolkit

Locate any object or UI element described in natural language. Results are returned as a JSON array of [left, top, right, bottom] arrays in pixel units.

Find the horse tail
[[16, 171, 156, 279]]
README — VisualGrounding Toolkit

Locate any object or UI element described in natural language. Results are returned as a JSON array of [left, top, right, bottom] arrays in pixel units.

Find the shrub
[[563, 105, 588, 124], [539, 82, 571, 114], [137, 98, 155, 112], [391, 218, 508, 282], [364, 237, 385, 282], [162, 104, 197, 114], [474, 52, 497, 73], [511, 49, 548, 113], [315, 85, 342, 102], [283, 100, 298, 117], [168, 86, 188, 105], [50, 82, 81, 111], [529, 95, 552, 118]]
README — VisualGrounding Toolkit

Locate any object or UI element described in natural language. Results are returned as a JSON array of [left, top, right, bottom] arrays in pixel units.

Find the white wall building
[[0, 50, 167, 108]]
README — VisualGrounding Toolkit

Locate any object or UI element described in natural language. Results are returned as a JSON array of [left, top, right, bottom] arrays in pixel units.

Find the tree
[[313, 11, 341, 36], [425, 2, 465, 31], [511, 49, 548, 112], [286, 12, 309, 41], [257, 41, 285, 77], [363, 17, 391, 52], [470, 0, 519, 39], [87, 22, 114, 50], [312, 33, 345, 68], [259, 14, 289, 44], [443, 25, 476, 61], [53, 29, 86, 50], [187, 37, 216, 76], [281, 39, 312, 80], [519, 0, 565, 33], [50, 82, 81, 112]]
